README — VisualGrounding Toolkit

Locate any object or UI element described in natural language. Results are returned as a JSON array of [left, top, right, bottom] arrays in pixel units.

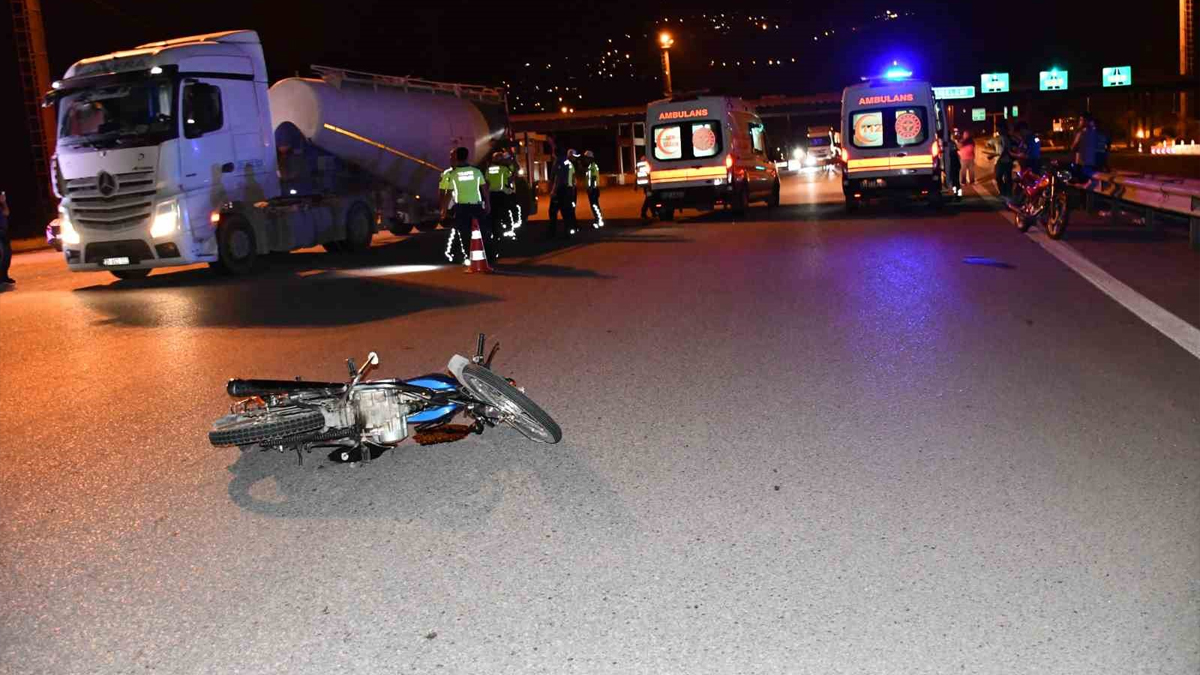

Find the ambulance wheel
[[767, 180, 781, 209], [731, 184, 750, 217]]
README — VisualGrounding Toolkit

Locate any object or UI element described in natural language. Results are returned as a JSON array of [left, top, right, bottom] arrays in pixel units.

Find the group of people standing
[[437, 143, 605, 267], [985, 113, 1107, 197], [545, 147, 604, 239]]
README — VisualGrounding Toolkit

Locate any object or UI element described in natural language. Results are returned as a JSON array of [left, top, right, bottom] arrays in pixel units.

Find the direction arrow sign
[[980, 73, 1009, 94], [1039, 70, 1069, 91], [933, 86, 976, 100], [1102, 66, 1132, 87]]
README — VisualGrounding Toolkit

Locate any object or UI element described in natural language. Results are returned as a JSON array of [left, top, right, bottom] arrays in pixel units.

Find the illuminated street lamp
[[659, 32, 674, 97]]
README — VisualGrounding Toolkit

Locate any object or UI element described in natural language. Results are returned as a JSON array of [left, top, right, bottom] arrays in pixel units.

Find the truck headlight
[[59, 208, 80, 245], [150, 200, 180, 238]]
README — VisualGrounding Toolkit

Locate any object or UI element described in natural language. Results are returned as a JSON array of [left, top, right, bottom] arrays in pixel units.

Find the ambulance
[[645, 94, 780, 220], [840, 75, 947, 209]]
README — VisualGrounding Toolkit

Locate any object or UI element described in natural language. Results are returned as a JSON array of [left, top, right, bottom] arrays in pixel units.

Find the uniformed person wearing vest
[[486, 152, 515, 240], [546, 148, 578, 239], [439, 146, 494, 265], [582, 150, 604, 229]]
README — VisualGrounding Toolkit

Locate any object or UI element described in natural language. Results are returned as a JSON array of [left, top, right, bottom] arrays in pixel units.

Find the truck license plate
[[660, 191, 684, 200], [102, 257, 131, 266], [862, 179, 886, 188]]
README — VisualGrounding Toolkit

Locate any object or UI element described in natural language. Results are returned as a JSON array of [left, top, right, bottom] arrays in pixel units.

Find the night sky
[[0, 0, 1180, 234]]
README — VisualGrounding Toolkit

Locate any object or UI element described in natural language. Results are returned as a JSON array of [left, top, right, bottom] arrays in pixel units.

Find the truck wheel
[[414, 221, 440, 233], [660, 206, 675, 221], [111, 269, 150, 281], [215, 218, 257, 275], [342, 204, 374, 253]]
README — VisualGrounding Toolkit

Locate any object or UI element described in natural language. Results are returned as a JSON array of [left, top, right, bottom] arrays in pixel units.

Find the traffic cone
[[466, 218, 493, 274]]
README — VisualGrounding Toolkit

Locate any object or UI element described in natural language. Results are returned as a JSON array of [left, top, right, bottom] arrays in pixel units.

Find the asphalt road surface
[[2, 172, 1197, 674]]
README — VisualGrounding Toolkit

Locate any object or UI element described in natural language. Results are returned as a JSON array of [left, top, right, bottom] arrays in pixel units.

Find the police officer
[[439, 147, 494, 266], [582, 150, 603, 229], [636, 154, 655, 221], [486, 151, 515, 241], [546, 147, 577, 239]]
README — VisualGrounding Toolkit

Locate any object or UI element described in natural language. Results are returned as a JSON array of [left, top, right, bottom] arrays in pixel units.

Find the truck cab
[[48, 30, 384, 280], [645, 95, 780, 219], [48, 31, 281, 277]]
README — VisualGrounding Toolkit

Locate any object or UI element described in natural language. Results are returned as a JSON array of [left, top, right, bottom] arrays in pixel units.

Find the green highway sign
[[971, 108, 986, 122], [981, 73, 1009, 93], [933, 85, 976, 100], [1102, 66, 1132, 87], [1039, 69, 1069, 91]]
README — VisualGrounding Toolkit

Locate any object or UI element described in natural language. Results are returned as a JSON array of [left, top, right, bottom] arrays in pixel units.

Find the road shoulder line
[[969, 183, 1200, 360]]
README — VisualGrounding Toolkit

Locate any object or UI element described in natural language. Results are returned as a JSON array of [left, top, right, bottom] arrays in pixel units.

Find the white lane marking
[[1026, 231, 1200, 359], [970, 183, 1200, 360]]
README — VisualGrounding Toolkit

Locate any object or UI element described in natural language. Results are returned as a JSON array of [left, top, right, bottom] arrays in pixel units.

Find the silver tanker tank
[[268, 69, 508, 221]]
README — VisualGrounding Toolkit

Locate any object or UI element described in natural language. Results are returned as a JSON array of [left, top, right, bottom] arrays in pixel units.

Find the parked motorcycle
[[1007, 161, 1074, 239], [208, 334, 562, 464]]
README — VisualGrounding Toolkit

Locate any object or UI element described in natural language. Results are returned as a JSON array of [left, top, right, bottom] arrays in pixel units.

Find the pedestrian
[[990, 120, 1014, 197], [485, 151, 514, 243], [1071, 113, 1102, 179], [0, 191, 12, 285], [582, 150, 604, 228], [945, 133, 962, 198], [439, 147, 495, 267], [1013, 121, 1041, 174], [958, 130, 976, 185], [546, 147, 577, 239]]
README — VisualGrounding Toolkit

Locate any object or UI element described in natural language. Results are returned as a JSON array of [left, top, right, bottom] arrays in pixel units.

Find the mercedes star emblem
[[97, 171, 118, 197]]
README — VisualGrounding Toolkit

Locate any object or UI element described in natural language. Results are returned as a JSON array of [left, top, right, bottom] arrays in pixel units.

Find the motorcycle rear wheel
[[1014, 211, 1033, 232], [208, 406, 326, 447], [458, 364, 562, 444]]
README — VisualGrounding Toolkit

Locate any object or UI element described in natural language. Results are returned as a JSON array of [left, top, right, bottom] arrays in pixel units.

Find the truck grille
[[64, 170, 156, 232]]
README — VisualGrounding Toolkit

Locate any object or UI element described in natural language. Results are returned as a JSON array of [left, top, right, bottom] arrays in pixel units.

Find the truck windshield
[[58, 79, 177, 148], [808, 137, 829, 147]]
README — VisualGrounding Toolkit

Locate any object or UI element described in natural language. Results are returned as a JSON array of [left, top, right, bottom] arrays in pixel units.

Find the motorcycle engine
[[351, 389, 412, 445]]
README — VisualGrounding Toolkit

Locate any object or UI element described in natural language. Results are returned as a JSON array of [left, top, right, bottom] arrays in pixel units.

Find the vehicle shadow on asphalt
[[650, 198, 1000, 227], [73, 275, 500, 328], [223, 435, 638, 539]]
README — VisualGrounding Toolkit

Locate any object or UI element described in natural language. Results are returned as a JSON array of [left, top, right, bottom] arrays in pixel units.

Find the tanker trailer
[[269, 67, 517, 233]]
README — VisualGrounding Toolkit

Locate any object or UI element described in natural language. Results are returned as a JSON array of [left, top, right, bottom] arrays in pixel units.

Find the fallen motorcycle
[[208, 334, 562, 463]]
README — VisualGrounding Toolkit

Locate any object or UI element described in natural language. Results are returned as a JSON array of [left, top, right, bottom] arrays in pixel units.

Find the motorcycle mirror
[[368, 352, 380, 366]]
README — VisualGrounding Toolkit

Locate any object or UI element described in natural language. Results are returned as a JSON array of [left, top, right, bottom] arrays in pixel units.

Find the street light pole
[[659, 32, 674, 98]]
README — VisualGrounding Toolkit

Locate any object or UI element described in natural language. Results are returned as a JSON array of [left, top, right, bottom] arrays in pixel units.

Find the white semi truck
[[46, 30, 520, 279]]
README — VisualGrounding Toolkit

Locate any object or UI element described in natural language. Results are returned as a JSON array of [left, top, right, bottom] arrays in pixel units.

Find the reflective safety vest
[[446, 166, 486, 205], [585, 161, 599, 189], [486, 164, 514, 194], [553, 159, 575, 189]]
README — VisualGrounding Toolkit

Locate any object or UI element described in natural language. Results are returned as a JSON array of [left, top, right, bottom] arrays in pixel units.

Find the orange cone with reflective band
[[467, 218, 493, 274]]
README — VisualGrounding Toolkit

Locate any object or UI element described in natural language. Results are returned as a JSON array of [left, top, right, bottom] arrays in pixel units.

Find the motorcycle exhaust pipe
[[227, 378, 345, 397]]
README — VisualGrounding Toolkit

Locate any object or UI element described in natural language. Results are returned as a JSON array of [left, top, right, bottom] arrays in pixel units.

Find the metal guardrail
[[311, 65, 507, 105], [1085, 171, 1200, 248]]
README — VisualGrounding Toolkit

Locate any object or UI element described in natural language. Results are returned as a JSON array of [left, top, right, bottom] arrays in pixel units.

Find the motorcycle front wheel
[[459, 364, 562, 444], [208, 406, 326, 447], [1046, 192, 1070, 239]]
